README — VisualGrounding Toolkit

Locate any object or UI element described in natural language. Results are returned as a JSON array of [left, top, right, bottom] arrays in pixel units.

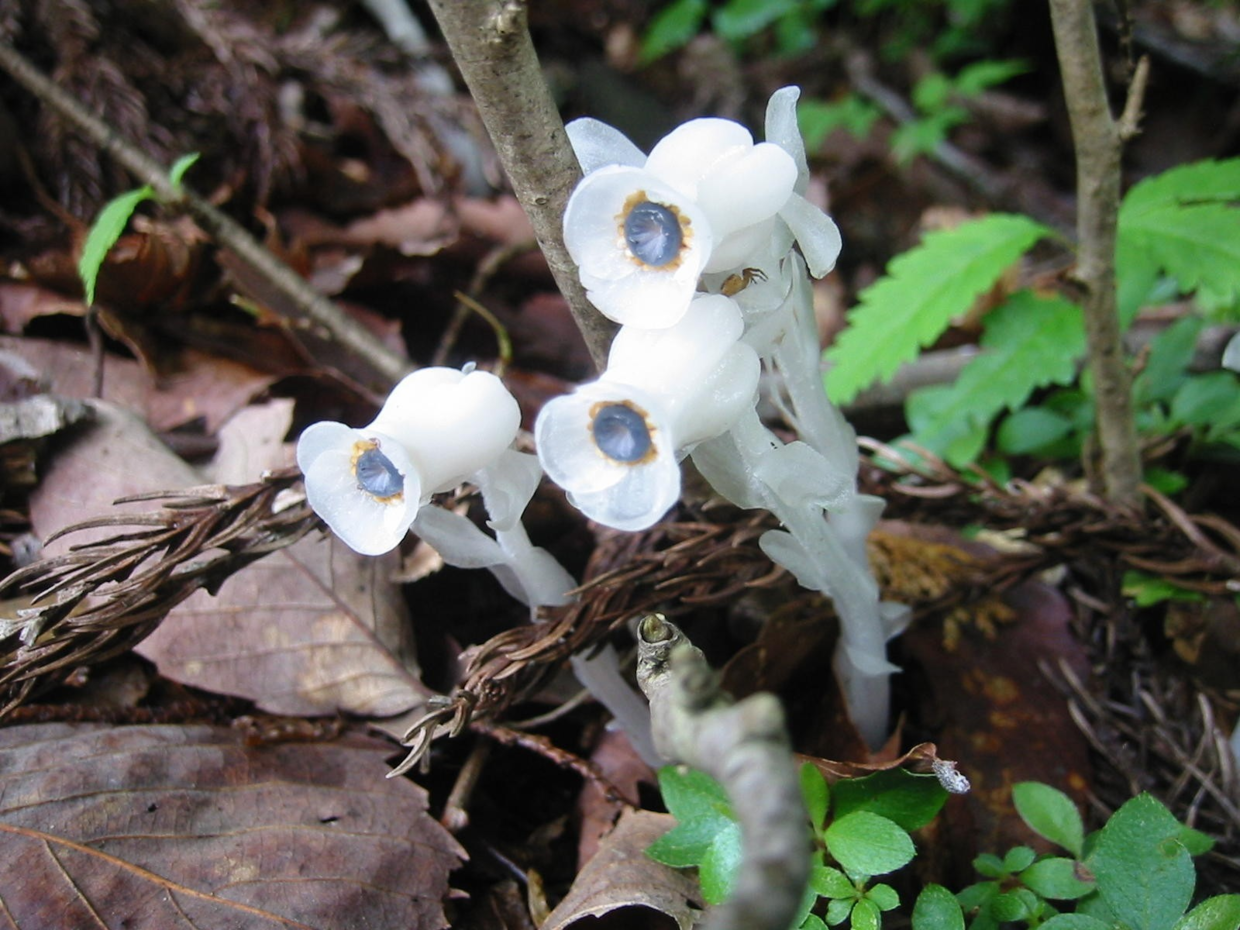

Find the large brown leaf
[[542, 809, 701, 930], [0, 722, 465, 928], [31, 401, 426, 719]]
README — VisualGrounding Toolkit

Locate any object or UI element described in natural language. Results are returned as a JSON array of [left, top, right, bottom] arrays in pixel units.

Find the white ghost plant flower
[[536, 294, 759, 531], [564, 114, 799, 328], [297, 365, 520, 557]]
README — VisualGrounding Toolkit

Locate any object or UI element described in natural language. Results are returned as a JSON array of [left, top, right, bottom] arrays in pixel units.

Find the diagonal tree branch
[[0, 40, 411, 393]]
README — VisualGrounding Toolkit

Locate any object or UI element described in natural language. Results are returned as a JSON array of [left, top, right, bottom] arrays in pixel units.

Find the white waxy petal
[[475, 449, 543, 532], [298, 423, 421, 556], [705, 219, 779, 274], [644, 118, 754, 198], [373, 367, 520, 494], [606, 294, 744, 394], [567, 451, 682, 532], [697, 142, 796, 238], [670, 342, 761, 447], [566, 117, 646, 172], [412, 504, 505, 569], [765, 86, 809, 194], [778, 192, 843, 278]]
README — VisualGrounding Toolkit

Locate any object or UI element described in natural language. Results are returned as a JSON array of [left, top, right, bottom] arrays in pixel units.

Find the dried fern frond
[[0, 467, 318, 716]]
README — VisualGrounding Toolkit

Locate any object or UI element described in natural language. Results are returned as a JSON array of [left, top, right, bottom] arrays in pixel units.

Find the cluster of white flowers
[[538, 87, 903, 748], [297, 87, 901, 750]]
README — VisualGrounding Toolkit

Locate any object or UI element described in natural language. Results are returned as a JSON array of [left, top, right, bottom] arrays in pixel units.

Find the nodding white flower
[[536, 295, 760, 530], [297, 366, 521, 556], [564, 113, 798, 328]]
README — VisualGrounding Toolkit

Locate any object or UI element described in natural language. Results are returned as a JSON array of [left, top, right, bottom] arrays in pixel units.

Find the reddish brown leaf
[[543, 809, 701, 930], [0, 723, 465, 928]]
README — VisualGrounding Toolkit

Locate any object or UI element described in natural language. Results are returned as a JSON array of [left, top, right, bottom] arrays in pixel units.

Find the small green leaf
[[852, 897, 882, 930], [825, 811, 915, 877], [1174, 895, 1240, 930], [1122, 570, 1206, 608], [831, 769, 948, 832], [867, 883, 900, 911], [698, 820, 744, 906], [811, 865, 857, 899], [997, 407, 1074, 455], [1143, 467, 1189, 496], [1019, 857, 1095, 900], [1170, 372, 1240, 432], [1088, 793, 1195, 930], [913, 884, 965, 930], [972, 853, 1007, 878], [826, 897, 855, 926], [1013, 782, 1085, 856], [825, 215, 1052, 405], [1176, 825, 1215, 857], [798, 95, 881, 148], [639, 0, 708, 63], [1134, 316, 1204, 406], [957, 880, 1000, 912], [647, 766, 736, 867], [711, 0, 799, 41], [912, 72, 954, 112], [991, 891, 1033, 922], [801, 914, 830, 930], [802, 763, 830, 831], [168, 151, 201, 189], [1038, 916, 1112, 930], [1002, 846, 1037, 873], [78, 184, 155, 306], [953, 59, 1028, 97]]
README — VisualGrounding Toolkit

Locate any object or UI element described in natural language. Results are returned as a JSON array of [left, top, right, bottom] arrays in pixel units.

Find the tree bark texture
[[1048, 0, 1143, 508]]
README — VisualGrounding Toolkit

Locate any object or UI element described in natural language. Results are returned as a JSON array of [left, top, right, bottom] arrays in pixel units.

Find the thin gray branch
[[637, 614, 808, 930], [424, 0, 616, 371]]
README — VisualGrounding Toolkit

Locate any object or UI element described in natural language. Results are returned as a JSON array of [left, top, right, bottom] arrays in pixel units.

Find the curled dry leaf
[[542, 808, 702, 930], [0, 722, 465, 929], [29, 400, 427, 719]]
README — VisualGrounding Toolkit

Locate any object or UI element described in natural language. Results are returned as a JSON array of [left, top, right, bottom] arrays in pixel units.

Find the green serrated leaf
[[698, 820, 744, 906], [1170, 372, 1240, 433], [1120, 202, 1240, 307], [1122, 158, 1240, 215], [798, 96, 881, 148], [867, 883, 900, 911], [1020, 857, 1095, 900], [168, 152, 201, 189], [825, 811, 915, 877], [639, 0, 708, 63], [825, 214, 1052, 404], [1013, 782, 1085, 857], [914, 884, 965, 930], [831, 769, 948, 832], [908, 290, 1086, 460], [78, 185, 155, 306], [1173, 895, 1240, 930], [1088, 793, 1195, 930], [711, 0, 799, 41], [802, 763, 830, 831], [812, 865, 858, 899]]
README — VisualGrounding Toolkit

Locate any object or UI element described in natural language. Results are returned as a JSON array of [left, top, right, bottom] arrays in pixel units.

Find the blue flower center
[[592, 403, 652, 463], [355, 445, 404, 498], [624, 201, 682, 267]]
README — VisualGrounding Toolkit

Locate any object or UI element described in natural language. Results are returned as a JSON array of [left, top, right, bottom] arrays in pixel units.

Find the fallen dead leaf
[[30, 400, 427, 719], [542, 808, 701, 930], [0, 722, 465, 929]]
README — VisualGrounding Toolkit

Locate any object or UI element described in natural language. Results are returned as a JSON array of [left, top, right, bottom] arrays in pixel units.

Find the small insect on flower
[[720, 267, 768, 297]]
